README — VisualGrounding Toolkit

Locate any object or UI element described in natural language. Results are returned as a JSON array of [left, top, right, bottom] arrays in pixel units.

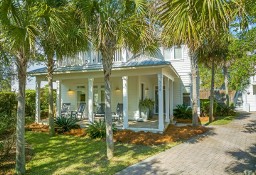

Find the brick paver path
[[116, 112, 256, 175]]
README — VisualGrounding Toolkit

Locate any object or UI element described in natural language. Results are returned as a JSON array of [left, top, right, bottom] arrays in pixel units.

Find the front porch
[[33, 59, 180, 132]]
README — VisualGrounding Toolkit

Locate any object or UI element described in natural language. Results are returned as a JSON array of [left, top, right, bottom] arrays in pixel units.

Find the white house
[[30, 45, 196, 132], [240, 75, 256, 112]]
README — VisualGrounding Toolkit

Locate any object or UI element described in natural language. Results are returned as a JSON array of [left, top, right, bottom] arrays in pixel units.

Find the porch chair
[[112, 103, 123, 122], [94, 103, 105, 118], [61, 103, 71, 117], [71, 103, 86, 119]]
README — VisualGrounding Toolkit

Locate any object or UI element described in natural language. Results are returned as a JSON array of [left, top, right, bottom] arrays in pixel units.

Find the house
[[29, 45, 197, 132], [237, 75, 256, 112]]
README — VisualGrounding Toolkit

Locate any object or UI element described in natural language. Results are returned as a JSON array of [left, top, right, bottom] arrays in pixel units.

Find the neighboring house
[[238, 75, 256, 112], [29, 45, 197, 132]]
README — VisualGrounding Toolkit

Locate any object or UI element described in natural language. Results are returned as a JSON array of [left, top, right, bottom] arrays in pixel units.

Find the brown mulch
[[175, 117, 209, 124], [114, 125, 209, 146]]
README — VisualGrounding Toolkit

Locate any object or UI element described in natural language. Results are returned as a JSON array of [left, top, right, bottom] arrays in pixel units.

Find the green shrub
[[200, 99, 217, 117], [216, 103, 235, 116], [55, 117, 80, 132], [173, 104, 192, 119], [0, 92, 16, 117], [25, 90, 36, 117], [87, 120, 117, 139]]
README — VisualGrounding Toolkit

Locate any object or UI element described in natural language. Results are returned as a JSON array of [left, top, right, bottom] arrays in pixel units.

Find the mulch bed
[[114, 124, 209, 145], [175, 117, 209, 124]]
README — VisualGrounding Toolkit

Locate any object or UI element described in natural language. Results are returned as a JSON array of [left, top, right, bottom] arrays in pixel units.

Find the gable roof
[[29, 55, 174, 75]]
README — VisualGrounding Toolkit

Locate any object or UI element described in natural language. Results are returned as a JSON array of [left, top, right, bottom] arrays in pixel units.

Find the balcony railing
[[56, 49, 125, 68]]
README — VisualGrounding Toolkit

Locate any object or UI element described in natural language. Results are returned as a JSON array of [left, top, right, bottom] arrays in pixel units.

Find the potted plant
[[139, 98, 155, 121]]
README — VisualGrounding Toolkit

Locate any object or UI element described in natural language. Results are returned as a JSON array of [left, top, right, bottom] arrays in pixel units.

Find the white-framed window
[[174, 46, 183, 59], [253, 85, 256, 95]]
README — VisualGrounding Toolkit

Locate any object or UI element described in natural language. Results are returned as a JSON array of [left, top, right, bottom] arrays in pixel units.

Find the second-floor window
[[174, 46, 182, 59]]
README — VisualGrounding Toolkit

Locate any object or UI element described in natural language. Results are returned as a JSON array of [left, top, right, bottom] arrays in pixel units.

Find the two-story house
[[241, 75, 256, 112], [30, 45, 195, 132]]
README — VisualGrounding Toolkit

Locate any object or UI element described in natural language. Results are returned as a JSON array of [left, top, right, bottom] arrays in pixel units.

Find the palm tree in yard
[[157, 0, 244, 126], [0, 0, 38, 174], [74, 0, 157, 159], [35, 0, 88, 136], [198, 36, 229, 122]]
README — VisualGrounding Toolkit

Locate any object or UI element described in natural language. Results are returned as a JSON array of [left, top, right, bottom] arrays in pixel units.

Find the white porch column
[[170, 80, 174, 122], [88, 78, 94, 123], [35, 80, 41, 123], [165, 78, 170, 123], [56, 80, 61, 118], [122, 76, 128, 129], [158, 73, 164, 131]]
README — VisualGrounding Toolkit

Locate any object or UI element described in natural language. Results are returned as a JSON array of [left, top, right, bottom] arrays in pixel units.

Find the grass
[[206, 115, 237, 126], [25, 132, 177, 175]]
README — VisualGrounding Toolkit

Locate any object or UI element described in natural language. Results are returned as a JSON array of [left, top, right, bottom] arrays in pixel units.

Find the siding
[[244, 82, 256, 111], [173, 78, 182, 108], [164, 45, 191, 88]]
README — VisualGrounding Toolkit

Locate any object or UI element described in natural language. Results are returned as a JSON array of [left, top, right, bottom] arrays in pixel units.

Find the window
[[253, 85, 256, 95], [183, 93, 191, 106], [174, 46, 182, 59], [141, 84, 144, 100]]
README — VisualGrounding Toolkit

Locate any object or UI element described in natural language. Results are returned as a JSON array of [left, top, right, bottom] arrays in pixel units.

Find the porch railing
[[56, 49, 124, 67]]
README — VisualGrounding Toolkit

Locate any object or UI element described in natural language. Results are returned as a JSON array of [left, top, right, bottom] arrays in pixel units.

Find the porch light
[[115, 87, 120, 91], [68, 88, 73, 92]]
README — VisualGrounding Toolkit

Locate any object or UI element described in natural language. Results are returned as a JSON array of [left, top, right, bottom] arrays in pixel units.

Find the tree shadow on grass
[[225, 144, 256, 174], [26, 131, 176, 175]]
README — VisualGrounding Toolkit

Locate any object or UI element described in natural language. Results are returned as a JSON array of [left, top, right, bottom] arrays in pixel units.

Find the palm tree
[[35, 0, 88, 136], [74, 0, 157, 159], [0, 0, 38, 174], [198, 36, 228, 122], [157, 0, 241, 126]]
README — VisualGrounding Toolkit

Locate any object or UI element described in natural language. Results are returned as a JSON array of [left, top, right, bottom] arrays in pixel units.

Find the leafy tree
[[157, 0, 240, 126], [35, 0, 88, 136], [0, 0, 39, 173], [74, 0, 157, 159]]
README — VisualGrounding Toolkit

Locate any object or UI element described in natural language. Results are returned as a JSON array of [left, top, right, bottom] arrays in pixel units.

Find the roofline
[[29, 63, 175, 77]]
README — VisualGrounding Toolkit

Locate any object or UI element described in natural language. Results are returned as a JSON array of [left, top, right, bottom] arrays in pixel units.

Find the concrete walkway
[[116, 112, 256, 175]]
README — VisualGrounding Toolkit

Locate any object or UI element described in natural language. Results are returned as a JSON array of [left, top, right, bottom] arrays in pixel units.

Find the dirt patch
[[114, 125, 208, 145], [0, 143, 33, 175]]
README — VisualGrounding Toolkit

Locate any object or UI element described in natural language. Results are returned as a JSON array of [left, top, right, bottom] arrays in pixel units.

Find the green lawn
[[207, 115, 237, 126], [25, 132, 177, 175]]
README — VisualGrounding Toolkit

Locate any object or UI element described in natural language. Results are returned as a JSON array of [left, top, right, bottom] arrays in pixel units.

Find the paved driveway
[[116, 112, 256, 175]]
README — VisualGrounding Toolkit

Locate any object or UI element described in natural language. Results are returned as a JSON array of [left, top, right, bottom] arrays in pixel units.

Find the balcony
[[56, 49, 126, 68]]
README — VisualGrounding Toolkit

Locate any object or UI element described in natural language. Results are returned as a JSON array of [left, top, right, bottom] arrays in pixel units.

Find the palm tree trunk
[[15, 52, 27, 175], [209, 59, 215, 123], [47, 54, 55, 136], [190, 52, 199, 126], [102, 50, 114, 159], [223, 65, 229, 106]]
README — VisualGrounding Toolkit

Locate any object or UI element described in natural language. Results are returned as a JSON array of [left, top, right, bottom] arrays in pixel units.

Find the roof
[[29, 55, 171, 75]]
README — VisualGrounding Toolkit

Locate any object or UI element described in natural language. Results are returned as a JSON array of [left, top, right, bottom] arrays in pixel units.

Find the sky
[[12, 62, 55, 91]]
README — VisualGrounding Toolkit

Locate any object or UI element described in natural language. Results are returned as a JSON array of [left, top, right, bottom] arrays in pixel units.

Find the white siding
[[173, 78, 182, 108], [244, 83, 256, 111], [164, 45, 191, 89]]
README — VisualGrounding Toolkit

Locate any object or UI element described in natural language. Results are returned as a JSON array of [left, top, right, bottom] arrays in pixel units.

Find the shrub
[[173, 104, 192, 119], [216, 103, 235, 116], [25, 90, 36, 117], [55, 117, 80, 132], [0, 92, 16, 117], [200, 99, 217, 117], [87, 120, 117, 139]]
